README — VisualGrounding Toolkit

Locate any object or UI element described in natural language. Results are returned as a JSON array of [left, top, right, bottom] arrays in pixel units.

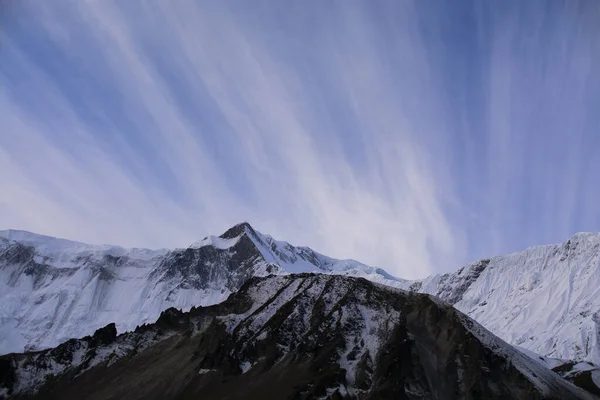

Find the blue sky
[[1, 0, 599, 279]]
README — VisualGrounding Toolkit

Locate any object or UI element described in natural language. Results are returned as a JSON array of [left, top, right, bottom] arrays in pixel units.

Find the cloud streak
[[1, 0, 598, 278]]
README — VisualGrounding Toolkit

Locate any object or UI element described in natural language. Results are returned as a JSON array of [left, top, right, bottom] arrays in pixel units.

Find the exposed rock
[[90, 323, 117, 346]]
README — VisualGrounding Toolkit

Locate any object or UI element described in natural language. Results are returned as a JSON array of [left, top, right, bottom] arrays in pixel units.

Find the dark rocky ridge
[[0, 274, 594, 400], [552, 362, 600, 397]]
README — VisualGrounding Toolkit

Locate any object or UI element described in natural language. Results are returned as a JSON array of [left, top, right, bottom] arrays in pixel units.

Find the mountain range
[[1, 223, 599, 398], [1, 274, 596, 399]]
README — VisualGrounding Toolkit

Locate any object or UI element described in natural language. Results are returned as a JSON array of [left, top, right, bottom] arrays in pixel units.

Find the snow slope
[[400, 232, 600, 365], [0, 223, 402, 355]]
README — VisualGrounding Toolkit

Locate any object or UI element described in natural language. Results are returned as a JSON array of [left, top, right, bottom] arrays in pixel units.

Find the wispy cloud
[[1, 0, 598, 278]]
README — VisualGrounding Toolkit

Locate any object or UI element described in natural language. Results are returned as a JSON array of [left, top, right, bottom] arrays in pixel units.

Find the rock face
[[401, 232, 600, 364], [0, 274, 594, 400], [0, 224, 401, 355]]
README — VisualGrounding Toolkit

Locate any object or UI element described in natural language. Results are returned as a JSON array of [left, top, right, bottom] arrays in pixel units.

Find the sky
[[1, 0, 599, 279]]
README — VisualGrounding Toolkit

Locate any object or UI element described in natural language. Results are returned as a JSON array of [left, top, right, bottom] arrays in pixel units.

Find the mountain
[[400, 232, 600, 365], [0, 224, 400, 355], [2, 224, 599, 369], [0, 274, 594, 400]]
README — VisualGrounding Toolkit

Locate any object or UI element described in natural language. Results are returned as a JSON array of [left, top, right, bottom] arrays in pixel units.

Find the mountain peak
[[189, 222, 259, 250], [219, 222, 256, 239]]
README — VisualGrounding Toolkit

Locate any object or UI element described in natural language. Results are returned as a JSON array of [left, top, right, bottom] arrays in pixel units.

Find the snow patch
[[240, 361, 253, 373], [191, 235, 241, 250], [198, 368, 217, 374]]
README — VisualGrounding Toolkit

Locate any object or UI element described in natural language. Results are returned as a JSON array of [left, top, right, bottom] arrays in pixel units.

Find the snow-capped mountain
[[400, 232, 600, 365], [1, 223, 599, 371], [0, 223, 401, 355], [1, 274, 594, 399]]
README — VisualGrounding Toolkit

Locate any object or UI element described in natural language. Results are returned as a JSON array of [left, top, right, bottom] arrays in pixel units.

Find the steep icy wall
[[402, 233, 600, 364]]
